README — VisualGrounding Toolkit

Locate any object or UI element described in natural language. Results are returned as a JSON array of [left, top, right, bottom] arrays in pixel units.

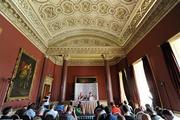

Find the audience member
[[65, 105, 77, 120], [94, 101, 102, 114], [142, 113, 152, 120], [15, 105, 27, 119], [97, 105, 106, 120], [45, 104, 59, 119], [122, 105, 136, 120], [162, 109, 180, 120], [104, 106, 117, 120], [110, 102, 122, 116], [0, 106, 13, 119], [23, 103, 36, 120], [43, 92, 51, 108], [75, 101, 85, 116], [124, 101, 133, 113], [146, 107, 164, 120], [155, 106, 163, 118]]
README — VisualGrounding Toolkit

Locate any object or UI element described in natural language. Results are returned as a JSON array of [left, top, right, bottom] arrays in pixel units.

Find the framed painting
[[7, 49, 37, 100]]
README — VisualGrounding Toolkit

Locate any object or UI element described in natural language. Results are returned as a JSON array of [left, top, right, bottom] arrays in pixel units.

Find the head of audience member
[[146, 107, 156, 116], [66, 105, 73, 114], [134, 107, 143, 115], [124, 101, 128, 105], [97, 101, 100, 106], [119, 102, 123, 107], [145, 104, 151, 110], [27, 104, 35, 110], [122, 105, 129, 113], [2, 106, 13, 116], [55, 104, 64, 112], [155, 106, 162, 112], [110, 102, 115, 107], [162, 109, 174, 120], [142, 113, 151, 120], [49, 104, 56, 110], [155, 106, 163, 117], [136, 112, 145, 120], [104, 106, 111, 114]]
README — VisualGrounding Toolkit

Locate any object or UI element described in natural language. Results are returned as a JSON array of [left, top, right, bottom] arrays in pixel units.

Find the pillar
[[60, 55, 68, 103], [102, 54, 113, 104]]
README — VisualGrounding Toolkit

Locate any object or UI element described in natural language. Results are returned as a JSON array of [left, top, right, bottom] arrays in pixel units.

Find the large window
[[133, 59, 153, 108], [169, 32, 180, 67]]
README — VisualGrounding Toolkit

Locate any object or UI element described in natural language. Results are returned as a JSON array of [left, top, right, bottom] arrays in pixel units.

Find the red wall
[[0, 14, 61, 109], [66, 66, 107, 100], [51, 65, 62, 101], [126, 3, 180, 110], [0, 14, 44, 108]]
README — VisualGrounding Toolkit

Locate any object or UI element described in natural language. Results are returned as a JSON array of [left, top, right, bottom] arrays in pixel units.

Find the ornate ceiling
[[0, 0, 179, 65]]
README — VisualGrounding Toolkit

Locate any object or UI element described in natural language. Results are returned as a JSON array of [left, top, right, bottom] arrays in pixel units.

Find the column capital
[[62, 54, 70, 60], [101, 54, 112, 60]]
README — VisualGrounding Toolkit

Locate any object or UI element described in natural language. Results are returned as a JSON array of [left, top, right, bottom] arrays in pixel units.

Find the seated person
[[94, 101, 102, 114], [122, 105, 135, 120], [45, 104, 59, 119], [0, 106, 13, 119], [78, 92, 84, 101], [23, 103, 36, 120], [88, 92, 95, 101], [15, 105, 27, 119], [65, 105, 77, 120], [37, 103, 48, 117], [75, 101, 85, 116], [146, 107, 164, 120], [104, 106, 117, 120], [110, 102, 122, 115], [162, 109, 180, 120]]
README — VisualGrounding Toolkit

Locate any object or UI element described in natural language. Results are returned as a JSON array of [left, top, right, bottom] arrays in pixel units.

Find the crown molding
[[124, 0, 179, 53], [0, 0, 47, 53]]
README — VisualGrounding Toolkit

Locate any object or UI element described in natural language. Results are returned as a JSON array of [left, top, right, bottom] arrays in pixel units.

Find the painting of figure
[[7, 49, 36, 100]]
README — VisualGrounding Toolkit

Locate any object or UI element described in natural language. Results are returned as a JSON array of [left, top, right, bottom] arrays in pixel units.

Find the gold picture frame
[[7, 49, 37, 100]]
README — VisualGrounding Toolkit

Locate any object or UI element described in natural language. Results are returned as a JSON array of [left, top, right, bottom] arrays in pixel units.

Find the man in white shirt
[[45, 104, 59, 119], [23, 104, 36, 119]]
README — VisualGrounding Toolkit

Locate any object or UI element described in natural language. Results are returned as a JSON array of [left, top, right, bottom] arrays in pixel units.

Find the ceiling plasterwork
[[0, 0, 179, 66]]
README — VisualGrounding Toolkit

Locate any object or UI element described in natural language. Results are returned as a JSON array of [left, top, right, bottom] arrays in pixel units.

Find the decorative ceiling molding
[[48, 53, 124, 66], [7, 0, 52, 43], [0, 0, 47, 53], [124, 0, 179, 53], [47, 47, 125, 56], [1, 0, 179, 66], [49, 29, 120, 46], [49, 34, 119, 47]]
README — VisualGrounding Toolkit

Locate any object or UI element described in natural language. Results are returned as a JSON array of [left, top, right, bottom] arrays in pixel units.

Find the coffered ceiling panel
[[0, 0, 178, 65]]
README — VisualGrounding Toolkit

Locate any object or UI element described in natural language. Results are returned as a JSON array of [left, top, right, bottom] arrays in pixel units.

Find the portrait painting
[[7, 49, 36, 100]]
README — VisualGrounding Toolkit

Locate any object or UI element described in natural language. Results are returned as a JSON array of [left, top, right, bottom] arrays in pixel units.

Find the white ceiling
[[0, 0, 178, 65]]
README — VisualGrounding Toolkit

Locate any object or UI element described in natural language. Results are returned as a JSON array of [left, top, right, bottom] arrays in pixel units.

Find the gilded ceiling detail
[[1, 0, 178, 65], [39, 0, 131, 37], [39, 1, 130, 21], [12, 0, 51, 43], [48, 16, 123, 36], [121, 0, 157, 42]]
